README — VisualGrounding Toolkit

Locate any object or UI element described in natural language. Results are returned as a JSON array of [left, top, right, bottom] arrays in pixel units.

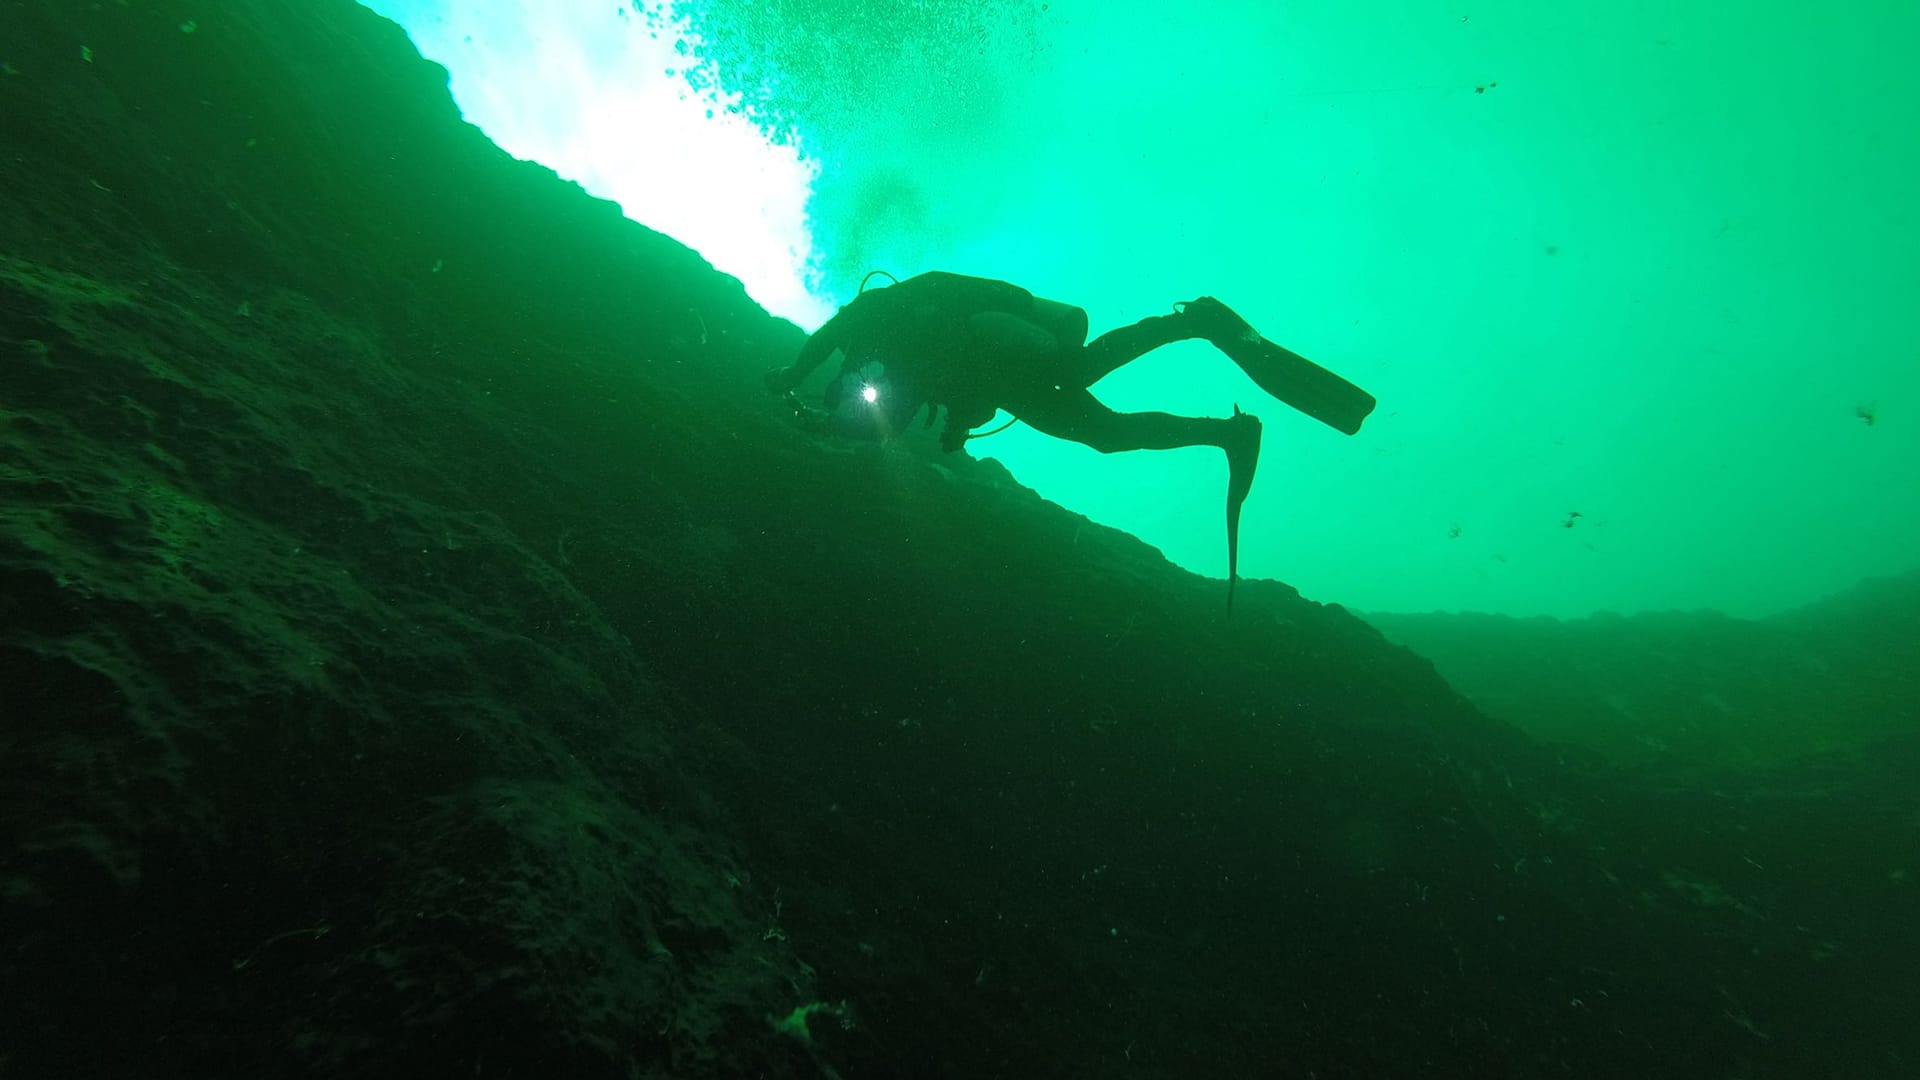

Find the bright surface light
[[861, 384, 879, 405], [358, 0, 833, 327]]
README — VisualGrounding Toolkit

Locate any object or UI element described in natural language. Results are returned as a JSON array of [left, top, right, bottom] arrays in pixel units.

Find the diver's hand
[[939, 422, 969, 454], [763, 366, 799, 395], [768, 385, 825, 429], [789, 400, 831, 434]]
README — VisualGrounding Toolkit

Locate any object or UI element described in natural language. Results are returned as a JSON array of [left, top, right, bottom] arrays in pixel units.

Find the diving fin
[[1224, 406, 1263, 613], [1222, 330, 1375, 435]]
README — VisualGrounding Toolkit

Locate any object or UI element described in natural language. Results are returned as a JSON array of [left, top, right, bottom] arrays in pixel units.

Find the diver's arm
[[765, 298, 869, 393], [791, 388, 922, 442]]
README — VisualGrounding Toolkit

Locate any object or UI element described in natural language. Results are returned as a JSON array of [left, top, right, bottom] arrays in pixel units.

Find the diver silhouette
[[763, 271, 1376, 610]]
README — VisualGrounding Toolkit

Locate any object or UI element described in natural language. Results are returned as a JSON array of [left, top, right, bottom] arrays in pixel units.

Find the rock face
[[1, 2, 1913, 1077], [1365, 572, 1920, 769]]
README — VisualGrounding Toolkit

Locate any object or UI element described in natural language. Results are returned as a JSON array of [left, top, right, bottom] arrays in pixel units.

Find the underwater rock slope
[[1366, 572, 1920, 769]]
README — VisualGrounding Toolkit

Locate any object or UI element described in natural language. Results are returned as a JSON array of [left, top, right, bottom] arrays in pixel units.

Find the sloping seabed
[[1365, 571, 1920, 770], [1, 2, 1913, 1076]]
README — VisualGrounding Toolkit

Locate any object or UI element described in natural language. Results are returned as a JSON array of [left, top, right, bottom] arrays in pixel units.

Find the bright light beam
[[358, 0, 833, 328]]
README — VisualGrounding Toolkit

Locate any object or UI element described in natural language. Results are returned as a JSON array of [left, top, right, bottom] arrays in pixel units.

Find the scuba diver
[[763, 271, 1376, 610]]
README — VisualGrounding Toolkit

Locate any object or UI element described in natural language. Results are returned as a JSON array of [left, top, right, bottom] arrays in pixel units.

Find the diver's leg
[[1072, 295, 1293, 388], [1071, 309, 1215, 388], [1177, 297, 1377, 435], [1004, 384, 1228, 451], [1006, 385, 1264, 609], [1003, 386, 1259, 502]]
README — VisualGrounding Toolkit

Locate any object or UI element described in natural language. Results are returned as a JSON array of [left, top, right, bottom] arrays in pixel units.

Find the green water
[[371, 0, 1919, 617]]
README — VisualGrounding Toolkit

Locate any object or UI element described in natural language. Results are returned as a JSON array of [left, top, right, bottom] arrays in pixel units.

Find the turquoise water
[[361, 0, 1918, 618]]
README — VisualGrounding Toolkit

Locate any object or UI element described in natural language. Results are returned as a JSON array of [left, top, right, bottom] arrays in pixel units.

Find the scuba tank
[[876, 271, 1089, 350]]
